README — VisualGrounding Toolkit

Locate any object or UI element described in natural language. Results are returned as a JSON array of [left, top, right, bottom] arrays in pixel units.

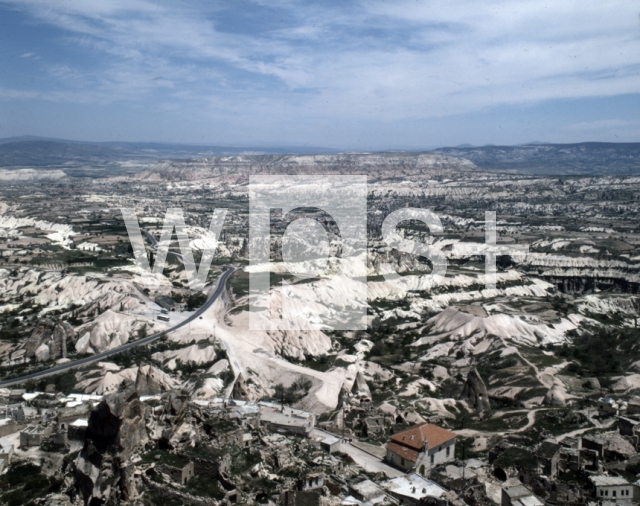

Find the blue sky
[[0, 0, 639, 150]]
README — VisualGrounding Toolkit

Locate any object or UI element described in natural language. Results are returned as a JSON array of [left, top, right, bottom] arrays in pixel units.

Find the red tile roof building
[[385, 423, 457, 475]]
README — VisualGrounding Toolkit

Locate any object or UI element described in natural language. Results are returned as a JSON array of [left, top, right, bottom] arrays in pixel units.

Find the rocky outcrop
[[0, 169, 67, 182], [26, 319, 56, 358], [351, 372, 372, 401], [543, 383, 567, 407], [51, 322, 75, 359], [337, 382, 352, 409], [158, 392, 189, 448], [35, 343, 51, 362], [134, 364, 176, 396], [231, 373, 251, 401], [459, 368, 491, 414], [27, 320, 75, 361], [134, 153, 477, 184], [72, 388, 148, 504]]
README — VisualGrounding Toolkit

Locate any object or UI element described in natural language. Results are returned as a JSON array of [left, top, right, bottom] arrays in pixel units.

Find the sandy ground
[[169, 297, 351, 412]]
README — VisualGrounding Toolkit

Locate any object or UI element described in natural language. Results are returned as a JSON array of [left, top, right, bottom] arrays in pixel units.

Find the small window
[[446, 446, 450, 457], [613, 491, 616, 497], [430, 454, 434, 464], [401, 458, 405, 466]]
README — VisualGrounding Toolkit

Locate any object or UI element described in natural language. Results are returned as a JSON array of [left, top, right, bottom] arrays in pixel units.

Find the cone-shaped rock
[[543, 383, 566, 407], [232, 373, 251, 401], [459, 367, 491, 413], [351, 371, 372, 400]]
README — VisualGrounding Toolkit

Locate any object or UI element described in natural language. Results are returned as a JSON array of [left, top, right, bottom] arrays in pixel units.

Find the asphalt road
[[0, 266, 236, 387]]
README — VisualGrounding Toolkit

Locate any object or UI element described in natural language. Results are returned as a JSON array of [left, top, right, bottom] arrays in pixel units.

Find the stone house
[[159, 461, 195, 485], [348, 479, 386, 502], [320, 435, 341, 453], [590, 475, 640, 502], [501, 484, 543, 506], [0, 442, 14, 465], [597, 395, 626, 417], [45, 425, 69, 451], [8, 389, 26, 403], [535, 440, 561, 478], [363, 415, 393, 437], [618, 416, 640, 437], [581, 432, 635, 461], [581, 435, 605, 458], [385, 423, 456, 475], [298, 472, 324, 491], [20, 424, 53, 447], [382, 473, 447, 506], [10, 404, 38, 422], [627, 395, 640, 416], [154, 295, 179, 311], [260, 406, 316, 436]]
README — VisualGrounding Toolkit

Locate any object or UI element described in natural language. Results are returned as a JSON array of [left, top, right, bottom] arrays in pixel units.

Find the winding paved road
[[0, 266, 235, 387]]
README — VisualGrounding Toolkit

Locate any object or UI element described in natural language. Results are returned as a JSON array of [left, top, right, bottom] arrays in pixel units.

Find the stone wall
[[142, 475, 218, 506], [0, 422, 27, 438]]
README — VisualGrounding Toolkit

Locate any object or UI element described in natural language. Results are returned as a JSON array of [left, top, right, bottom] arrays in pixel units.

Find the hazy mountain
[[432, 142, 640, 175], [3, 137, 640, 177], [0, 137, 339, 169]]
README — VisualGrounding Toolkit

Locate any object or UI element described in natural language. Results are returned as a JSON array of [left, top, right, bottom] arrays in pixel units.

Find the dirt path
[[456, 408, 547, 438], [497, 337, 568, 389], [555, 411, 616, 441]]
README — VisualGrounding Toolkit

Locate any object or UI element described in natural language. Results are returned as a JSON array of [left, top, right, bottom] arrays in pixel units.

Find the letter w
[[121, 208, 227, 290]]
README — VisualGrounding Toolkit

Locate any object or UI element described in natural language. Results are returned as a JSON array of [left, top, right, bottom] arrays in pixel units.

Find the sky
[[0, 0, 639, 150]]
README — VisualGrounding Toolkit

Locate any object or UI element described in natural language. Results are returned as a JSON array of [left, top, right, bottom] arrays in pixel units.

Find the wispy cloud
[[569, 119, 639, 132], [1, 0, 639, 146]]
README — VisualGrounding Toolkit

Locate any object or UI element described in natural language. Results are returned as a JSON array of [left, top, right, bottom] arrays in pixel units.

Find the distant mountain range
[[1, 137, 640, 176], [0, 136, 340, 168], [432, 142, 640, 175]]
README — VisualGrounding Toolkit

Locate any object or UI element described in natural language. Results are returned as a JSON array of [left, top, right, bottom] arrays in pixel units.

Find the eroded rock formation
[[459, 368, 491, 414], [27, 320, 75, 362], [231, 373, 251, 401], [72, 388, 148, 504]]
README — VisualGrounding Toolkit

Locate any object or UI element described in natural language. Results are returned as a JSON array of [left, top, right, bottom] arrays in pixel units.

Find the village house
[[0, 442, 14, 465], [385, 423, 456, 475], [501, 484, 544, 506], [627, 395, 640, 416], [598, 395, 626, 418], [348, 479, 387, 503], [154, 295, 179, 312], [320, 435, 341, 453], [382, 473, 447, 506], [535, 439, 561, 478], [589, 475, 640, 502], [259, 404, 316, 436], [20, 424, 53, 447], [298, 472, 324, 491], [159, 460, 195, 485]]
